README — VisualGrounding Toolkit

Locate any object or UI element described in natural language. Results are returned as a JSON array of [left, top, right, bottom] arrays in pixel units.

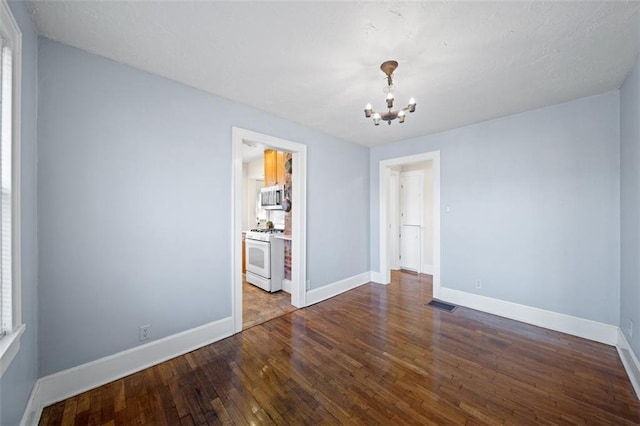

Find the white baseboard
[[20, 380, 41, 426], [22, 317, 234, 425], [421, 264, 433, 275], [306, 272, 371, 306], [282, 279, 292, 294], [617, 328, 640, 399], [439, 287, 618, 345]]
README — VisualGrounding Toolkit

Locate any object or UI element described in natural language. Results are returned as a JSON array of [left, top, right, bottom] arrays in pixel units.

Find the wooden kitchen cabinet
[[264, 149, 277, 186], [264, 149, 286, 187], [276, 151, 285, 185]]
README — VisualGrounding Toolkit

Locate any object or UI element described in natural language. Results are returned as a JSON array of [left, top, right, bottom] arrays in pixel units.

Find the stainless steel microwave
[[260, 185, 284, 210]]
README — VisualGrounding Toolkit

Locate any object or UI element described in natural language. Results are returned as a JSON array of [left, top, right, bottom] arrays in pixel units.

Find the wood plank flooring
[[242, 279, 296, 330], [40, 271, 640, 425]]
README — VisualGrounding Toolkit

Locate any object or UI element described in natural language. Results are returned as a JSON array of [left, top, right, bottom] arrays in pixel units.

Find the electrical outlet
[[139, 324, 151, 342], [475, 280, 482, 289]]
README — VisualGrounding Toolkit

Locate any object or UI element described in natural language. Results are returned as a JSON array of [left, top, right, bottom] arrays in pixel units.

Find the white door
[[389, 170, 400, 270], [400, 171, 423, 272]]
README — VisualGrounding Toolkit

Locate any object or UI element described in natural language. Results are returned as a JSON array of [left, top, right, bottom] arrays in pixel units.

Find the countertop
[[272, 234, 292, 241]]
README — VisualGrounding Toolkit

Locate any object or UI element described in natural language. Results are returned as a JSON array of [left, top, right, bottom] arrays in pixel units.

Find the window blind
[[0, 39, 12, 335]]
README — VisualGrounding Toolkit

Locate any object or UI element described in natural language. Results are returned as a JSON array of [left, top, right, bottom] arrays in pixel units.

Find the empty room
[[1, 1, 640, 425]]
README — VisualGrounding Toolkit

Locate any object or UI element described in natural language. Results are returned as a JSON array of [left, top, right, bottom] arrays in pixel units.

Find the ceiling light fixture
[[364, 60, 416, 126]]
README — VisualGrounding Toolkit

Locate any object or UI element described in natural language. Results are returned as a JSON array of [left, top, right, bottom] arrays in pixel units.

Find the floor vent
[[427, 300, 457, 312]]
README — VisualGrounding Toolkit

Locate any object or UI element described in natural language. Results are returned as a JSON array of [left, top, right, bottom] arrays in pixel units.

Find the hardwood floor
[[242, 279, 296, 330], [40, 271, 640, 425]]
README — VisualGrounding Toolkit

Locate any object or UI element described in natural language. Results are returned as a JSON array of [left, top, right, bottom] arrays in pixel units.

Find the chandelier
[[364, 60, 416, 126]]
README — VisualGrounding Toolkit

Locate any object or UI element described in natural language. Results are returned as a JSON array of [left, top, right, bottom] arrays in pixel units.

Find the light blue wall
[[371, 92, 621, 325], [37, 39, 369, 376], [0, 1, 39, 425], [620, 55, 640, 355]]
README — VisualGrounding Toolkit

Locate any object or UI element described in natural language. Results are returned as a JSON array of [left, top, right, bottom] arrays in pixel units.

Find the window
[[0, 0, 22, 378]]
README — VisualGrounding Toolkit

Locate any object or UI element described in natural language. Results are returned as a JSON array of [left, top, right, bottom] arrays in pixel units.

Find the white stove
[[245, 228, 285, 292]]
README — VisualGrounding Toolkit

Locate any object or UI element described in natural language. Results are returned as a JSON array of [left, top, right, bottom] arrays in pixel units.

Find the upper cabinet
[[264, 149, 285, 187], [276, 151, 286, 185]]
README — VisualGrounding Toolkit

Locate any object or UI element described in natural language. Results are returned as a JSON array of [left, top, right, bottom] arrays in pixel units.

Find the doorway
[[379, 151, 441, 297], [232, 127, 307, 333]]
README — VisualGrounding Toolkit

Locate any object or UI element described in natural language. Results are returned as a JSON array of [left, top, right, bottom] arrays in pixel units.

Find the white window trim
[[0, 323, 23, 376], [0, 0, 22, 378]]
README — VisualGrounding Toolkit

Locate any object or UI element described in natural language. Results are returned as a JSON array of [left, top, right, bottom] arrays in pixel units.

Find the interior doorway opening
[[232, 128, 307, 333], [379, 151, 441, 297]]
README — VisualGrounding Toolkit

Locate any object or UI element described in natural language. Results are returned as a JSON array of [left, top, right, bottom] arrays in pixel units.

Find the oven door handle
[[246, 239, 270, 247]]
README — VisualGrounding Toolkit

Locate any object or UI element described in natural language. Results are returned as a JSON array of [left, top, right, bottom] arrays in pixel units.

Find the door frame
[[379, 151, 441, 297], [232, 127, 307, 333]]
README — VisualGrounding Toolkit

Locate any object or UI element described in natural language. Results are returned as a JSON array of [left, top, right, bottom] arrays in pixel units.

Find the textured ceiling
[[26, 1, 640, 147]]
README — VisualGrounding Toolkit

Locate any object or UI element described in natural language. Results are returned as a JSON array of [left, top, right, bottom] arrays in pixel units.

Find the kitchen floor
[[243, 278, 296, 329]]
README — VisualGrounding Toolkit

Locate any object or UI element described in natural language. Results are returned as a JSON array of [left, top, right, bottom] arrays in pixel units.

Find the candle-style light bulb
[[408, 97, 416, 113], [364, 103, 373, 118], [386, 92, 394, 109]]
